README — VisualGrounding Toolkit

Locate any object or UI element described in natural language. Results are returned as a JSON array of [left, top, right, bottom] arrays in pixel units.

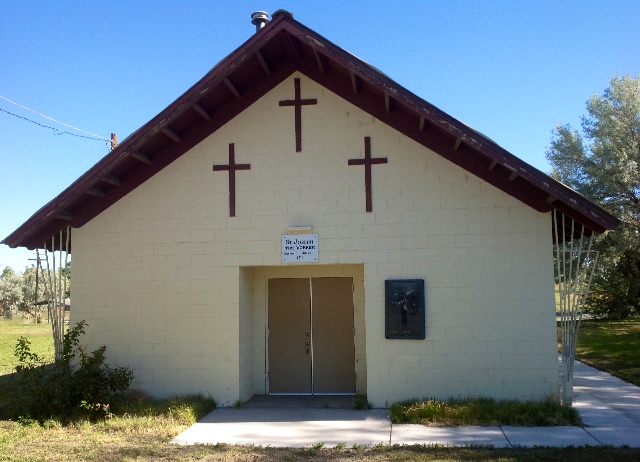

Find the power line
[[0, 95, 110, 141], [0, 107, 109, 144]]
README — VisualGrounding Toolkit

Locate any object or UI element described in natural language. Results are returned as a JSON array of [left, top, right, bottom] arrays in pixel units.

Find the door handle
[[305, 339, 310, 356]]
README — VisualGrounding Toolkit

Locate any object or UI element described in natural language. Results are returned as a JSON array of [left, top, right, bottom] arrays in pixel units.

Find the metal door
[[267, 277, 355, 394], [312, 277, 356, 393], [267, 278, 312, 393]]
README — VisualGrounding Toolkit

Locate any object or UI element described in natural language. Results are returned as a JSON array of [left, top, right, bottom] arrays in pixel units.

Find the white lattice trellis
[[553, 211, 599, 405], [37, 227, 71, 362]]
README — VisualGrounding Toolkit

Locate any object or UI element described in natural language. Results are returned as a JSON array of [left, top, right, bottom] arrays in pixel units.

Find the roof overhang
[[2, 12, 620, 251]]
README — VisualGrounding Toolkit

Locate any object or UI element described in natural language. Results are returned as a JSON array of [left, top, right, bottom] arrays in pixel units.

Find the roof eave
[[2, 14, 620, 250]]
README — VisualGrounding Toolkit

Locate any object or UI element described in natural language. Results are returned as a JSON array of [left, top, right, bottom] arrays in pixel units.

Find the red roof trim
[[2, 14, 619, 250]]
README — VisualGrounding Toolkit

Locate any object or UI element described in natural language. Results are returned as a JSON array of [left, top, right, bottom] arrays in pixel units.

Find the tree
[[547, 74, 640, 318], [0, 266, 23, 318], [0, 264, 65, 322]]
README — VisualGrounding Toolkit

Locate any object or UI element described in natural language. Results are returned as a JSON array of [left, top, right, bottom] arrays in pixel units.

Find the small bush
[[14, 320, 133, 421]]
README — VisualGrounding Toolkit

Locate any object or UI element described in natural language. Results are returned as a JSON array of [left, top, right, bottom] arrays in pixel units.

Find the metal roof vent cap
[[251, 11, 269, 32], [272, 9, 294, 19]]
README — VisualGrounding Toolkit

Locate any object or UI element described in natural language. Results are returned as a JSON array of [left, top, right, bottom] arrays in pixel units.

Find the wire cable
[[0, 95, 110, 141], [0, 107, 109, 144]]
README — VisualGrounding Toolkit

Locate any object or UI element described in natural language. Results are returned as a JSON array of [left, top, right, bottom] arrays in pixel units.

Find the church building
[[3, 11, 618, 407]]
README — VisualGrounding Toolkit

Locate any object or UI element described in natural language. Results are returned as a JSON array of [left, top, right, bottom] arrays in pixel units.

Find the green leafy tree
[[0, 266, 23, 318], [547, 74, 640, 318]]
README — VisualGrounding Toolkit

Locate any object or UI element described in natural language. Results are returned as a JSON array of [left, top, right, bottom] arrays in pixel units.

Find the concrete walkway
[[571, 360, 640, 447], [172, 361, 640, 448]]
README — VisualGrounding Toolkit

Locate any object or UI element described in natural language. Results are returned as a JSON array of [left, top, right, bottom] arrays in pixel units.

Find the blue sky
[[1, 1, 639, 272]]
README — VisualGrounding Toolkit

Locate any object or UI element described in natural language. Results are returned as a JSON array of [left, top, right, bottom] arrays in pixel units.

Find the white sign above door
[[282, 234, 319, 263]]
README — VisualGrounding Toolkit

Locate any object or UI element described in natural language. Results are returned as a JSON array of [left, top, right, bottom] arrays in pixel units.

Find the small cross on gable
[[348, 137, 388, 212], [279, 78, 317, 152], [213, 143, 251, 217]]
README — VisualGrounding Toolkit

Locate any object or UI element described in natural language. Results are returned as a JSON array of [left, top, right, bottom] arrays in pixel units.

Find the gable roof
[[2, 11, 619, 251]]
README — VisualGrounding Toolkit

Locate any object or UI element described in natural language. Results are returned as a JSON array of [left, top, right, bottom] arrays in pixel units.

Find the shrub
[[14, 320, 133, 421]]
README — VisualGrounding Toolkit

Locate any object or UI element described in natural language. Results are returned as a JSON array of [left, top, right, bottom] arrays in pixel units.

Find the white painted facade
[[71, 72, 558, 407]]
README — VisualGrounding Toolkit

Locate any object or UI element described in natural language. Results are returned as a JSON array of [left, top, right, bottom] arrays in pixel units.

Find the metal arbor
[[553, 211, 599, 406], [37, 227, 71, 362]]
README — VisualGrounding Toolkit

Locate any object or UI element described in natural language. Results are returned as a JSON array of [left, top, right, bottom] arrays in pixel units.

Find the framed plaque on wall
[[385, 279, 425, 339]]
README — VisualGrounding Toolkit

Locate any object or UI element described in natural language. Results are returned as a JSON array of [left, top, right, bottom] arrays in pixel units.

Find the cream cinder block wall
[[72, 71, 557, 406]]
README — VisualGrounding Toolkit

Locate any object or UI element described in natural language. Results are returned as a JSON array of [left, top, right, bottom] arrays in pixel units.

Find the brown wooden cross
[[348, 137, 388, 212], [279, 78, 317, 152], [213, 143, 251, 217]]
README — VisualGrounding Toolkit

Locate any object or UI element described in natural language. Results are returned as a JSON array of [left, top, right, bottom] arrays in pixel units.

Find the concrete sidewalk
[[172, 361, 640, 448], [571, 360, 640, 447]]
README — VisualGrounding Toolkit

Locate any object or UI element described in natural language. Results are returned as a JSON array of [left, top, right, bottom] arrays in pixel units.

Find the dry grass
[[0, 394, 217, 461], [1, 429, 640, 462]]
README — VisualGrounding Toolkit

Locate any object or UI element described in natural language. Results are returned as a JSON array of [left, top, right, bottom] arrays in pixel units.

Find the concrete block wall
[[72, 71, 557, 406], [238, 267, 254, 401]]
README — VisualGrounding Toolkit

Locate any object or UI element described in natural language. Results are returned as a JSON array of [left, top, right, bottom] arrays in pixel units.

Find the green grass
[[390, 397, 582, 427], [0, 319, 53, 375], [575, 319, 640, 386], [0, 319, 55, 419]]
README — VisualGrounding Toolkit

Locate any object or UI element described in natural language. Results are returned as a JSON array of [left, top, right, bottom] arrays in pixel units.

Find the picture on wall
[[385, 279, 425, 339]]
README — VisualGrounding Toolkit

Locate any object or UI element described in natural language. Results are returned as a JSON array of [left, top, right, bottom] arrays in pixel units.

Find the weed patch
[[111, 393, 216, 426], [352, 395, 373, 410], [391, 397, 582, 426]]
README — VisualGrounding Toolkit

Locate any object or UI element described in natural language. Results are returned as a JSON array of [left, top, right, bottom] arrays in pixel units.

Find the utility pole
[[28, 255, 41, 323]]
